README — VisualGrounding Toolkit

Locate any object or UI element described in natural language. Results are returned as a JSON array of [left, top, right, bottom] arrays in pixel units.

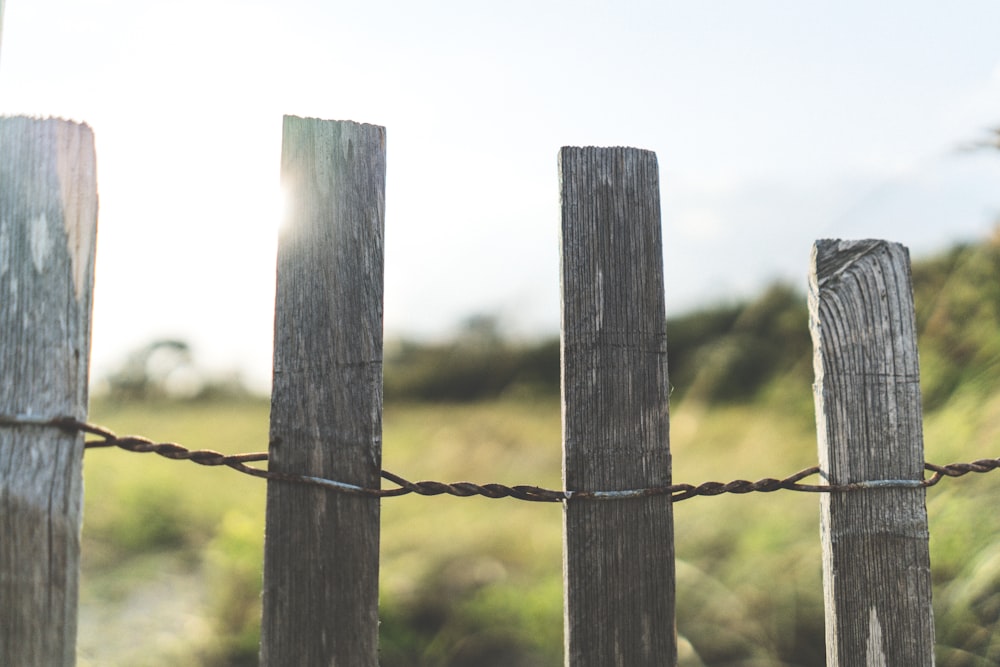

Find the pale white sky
[[2, 0, 999, 392]]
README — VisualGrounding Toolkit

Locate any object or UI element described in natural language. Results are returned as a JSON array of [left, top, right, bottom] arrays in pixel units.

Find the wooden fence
[[0, 115, 936, 665]]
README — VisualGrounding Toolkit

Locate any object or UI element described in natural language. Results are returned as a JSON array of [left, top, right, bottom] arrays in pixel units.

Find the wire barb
[[1, 413, 996, 502]]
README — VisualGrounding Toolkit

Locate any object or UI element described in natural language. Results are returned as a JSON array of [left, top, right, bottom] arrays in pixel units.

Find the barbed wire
[[3, 413, 1000, 502]]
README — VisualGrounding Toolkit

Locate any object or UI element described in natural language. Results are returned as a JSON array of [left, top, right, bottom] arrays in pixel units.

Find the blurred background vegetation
[[77, 230, 1000, 666]]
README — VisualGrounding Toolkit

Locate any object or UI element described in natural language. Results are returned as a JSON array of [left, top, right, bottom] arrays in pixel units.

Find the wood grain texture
[[0, 117, 98, 666], [810, 239, 934, 666], [559, 147, 675, 666], [261, 117, 385, 666]]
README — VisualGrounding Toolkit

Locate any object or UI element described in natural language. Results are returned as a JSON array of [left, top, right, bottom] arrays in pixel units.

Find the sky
[[2, 0, 999, 393]]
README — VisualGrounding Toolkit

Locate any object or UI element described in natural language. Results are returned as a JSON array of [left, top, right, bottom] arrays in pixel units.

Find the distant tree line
[[383, 315, 560, 402], [384, 231, 1000, 409], [98, 339, 250, 401], [99, 230, 1000, 409]]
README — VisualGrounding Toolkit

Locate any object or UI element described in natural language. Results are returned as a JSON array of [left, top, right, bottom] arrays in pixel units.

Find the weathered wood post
[[0, 118, 99, 665], [261, 117, 385, 665], [810, 239, 935, 665], [559, 146, 676, 666]]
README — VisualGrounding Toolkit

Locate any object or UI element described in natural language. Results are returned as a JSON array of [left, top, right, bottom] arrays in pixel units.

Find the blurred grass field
[[76, 386, 1000, 666]]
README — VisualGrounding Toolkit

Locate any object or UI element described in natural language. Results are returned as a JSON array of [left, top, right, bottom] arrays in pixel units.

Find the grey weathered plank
[[559, 146, 675, 666], [260, 117, 385, 666], [0, 117, 99, 666], [810, 239, 934, 665]]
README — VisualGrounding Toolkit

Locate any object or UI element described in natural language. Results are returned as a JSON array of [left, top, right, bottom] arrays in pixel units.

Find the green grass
[[79, 398, 270, 667], [77, 391, 1000, 666]]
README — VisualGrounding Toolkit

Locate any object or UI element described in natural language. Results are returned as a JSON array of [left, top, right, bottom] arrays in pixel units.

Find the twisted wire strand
[[2, 414, 996, 503]]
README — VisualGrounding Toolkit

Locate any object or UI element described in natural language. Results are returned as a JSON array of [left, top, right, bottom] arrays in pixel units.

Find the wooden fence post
[[0, 118, 99, 665], [260, 117, 385, 665], [559, 146, 676, 666], [810, 239, 935, 665]]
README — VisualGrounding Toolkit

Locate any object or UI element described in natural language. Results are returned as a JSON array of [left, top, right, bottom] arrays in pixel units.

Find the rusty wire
[[2, 413, 1000, 503]]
